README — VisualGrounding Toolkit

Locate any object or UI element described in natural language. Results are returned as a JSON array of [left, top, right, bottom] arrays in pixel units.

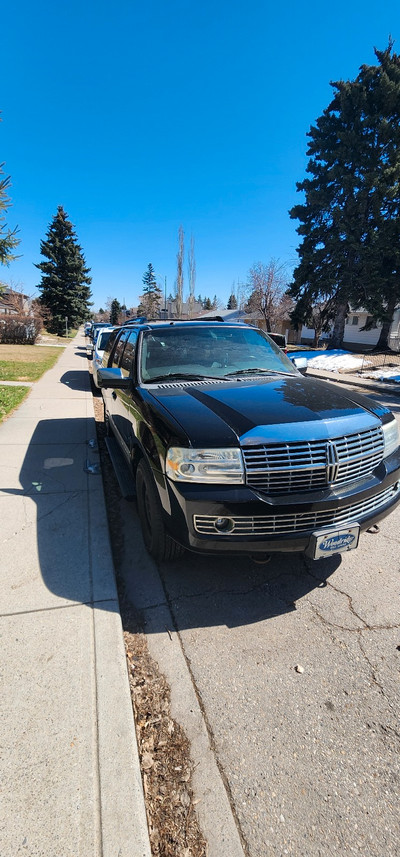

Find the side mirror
[[292, 357, 308, 375], [97, 367, 131, 389]]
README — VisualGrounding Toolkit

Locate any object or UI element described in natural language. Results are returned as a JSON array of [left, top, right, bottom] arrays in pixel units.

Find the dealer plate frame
[[307, 523, 360, 559]]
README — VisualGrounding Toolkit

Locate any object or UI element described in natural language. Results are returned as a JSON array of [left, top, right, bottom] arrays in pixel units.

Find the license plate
[[308, 524, 360, 559]]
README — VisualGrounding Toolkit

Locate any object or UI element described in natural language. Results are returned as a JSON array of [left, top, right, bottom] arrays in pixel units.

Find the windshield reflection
[[140, 325, 297, 382]]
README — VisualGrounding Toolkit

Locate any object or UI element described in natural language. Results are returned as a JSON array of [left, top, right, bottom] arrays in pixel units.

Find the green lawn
[[0, 385, 30, 422], [0, 344, 64, 381]]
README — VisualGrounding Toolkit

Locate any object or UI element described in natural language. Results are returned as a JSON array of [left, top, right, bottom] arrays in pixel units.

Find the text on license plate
[[310, 524, 360, 559]]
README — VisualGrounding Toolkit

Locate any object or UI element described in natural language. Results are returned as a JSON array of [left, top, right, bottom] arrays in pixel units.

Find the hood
[[147, 375, 382, 447]]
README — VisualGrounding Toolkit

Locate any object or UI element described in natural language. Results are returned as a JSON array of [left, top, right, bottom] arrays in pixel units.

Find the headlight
[[382, 419, 400, 458], [166, 447, 244, 483]]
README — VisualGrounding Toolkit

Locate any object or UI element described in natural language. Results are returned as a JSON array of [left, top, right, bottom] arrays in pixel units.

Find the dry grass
[[0, 344, 63, 381]]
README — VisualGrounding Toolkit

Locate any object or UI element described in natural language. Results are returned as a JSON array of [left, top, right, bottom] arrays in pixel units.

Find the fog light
[[214, 517, 234, 533]]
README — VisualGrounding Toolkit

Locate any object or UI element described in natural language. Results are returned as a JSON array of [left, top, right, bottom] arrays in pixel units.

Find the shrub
[[0, 314, 43, 344]]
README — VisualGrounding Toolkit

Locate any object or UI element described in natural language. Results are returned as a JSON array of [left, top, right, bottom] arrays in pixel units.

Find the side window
[[112, 330, 130, 368], [103, 329, 121, 366], [119, 331, 138, 377]]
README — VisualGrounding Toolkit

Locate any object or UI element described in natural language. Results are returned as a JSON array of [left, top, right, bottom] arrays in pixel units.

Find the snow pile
[[361, 368, 400, 384], [292, 349, 371, 372], [307, 353, 367, 372]]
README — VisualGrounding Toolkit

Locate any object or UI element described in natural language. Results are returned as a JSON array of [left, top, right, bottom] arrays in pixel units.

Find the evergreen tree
[[139, 263, 162, 318], [227, 293, 237, 309], [289, 43, 400, 349], [110, 298, 122, 324], [36, 206, 92, 334], [0, 162, 20, 267]]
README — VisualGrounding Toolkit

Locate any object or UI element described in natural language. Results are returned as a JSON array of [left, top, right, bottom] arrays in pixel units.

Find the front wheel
[[136, 459, 185, 561]]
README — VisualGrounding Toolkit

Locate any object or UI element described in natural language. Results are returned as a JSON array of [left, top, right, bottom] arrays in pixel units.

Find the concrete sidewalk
[[0, 332, 151, 857]]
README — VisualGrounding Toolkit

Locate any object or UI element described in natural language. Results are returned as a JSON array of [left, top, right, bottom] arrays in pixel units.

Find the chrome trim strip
[[193, 483, 400, 536]]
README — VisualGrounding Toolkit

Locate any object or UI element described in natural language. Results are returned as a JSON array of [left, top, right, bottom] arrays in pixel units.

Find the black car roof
[[117, 318, 243, 332]]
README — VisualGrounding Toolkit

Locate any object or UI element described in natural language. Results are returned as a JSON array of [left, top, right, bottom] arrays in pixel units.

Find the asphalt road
[[119, 383, 400, 857]]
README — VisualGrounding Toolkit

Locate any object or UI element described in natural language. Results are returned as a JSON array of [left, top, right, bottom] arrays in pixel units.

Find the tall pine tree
[[289, 43, 400, 349], [36, 206, 92, 334], [139, 263, 162, 318]]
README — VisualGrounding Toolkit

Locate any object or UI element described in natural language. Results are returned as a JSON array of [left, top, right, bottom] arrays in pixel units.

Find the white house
[[301, 308, 400, 351]]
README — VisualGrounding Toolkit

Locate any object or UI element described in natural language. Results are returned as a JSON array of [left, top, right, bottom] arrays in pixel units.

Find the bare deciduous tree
[[245, 260, 289, 331], [187, 235, 196, 318], [175, 225, 184, 318]]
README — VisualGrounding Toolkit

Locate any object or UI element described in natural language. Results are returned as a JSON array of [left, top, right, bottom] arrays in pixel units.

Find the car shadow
[[117, 495, 342, 632], [3, 418, 114, 610], [60, 370, 92, 392]]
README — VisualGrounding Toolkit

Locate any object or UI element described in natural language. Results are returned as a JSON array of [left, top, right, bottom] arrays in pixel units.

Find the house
[[0, 287, 31, 316], [301, 308, 400, 351]]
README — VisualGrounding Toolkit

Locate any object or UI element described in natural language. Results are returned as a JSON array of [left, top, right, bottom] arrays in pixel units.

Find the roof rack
[[119, 315, 226, 327]]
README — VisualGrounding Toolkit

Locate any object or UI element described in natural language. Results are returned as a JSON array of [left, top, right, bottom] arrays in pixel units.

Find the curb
[[307, 369, 400, 395]]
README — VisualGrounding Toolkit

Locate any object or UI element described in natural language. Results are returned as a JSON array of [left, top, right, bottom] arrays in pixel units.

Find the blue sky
[[2, 1, 399, 312]]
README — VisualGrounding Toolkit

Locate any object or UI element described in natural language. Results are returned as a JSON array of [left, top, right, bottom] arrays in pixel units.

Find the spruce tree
[[140, 263, 162, 318], [289, 43, 400, 349], [0, 163, 20, 267], [36, 206, 92, 334], [110, 298, 122, 324]]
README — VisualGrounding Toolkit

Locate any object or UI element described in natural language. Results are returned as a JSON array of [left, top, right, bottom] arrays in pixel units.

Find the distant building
[[0, 287, 31, 316]]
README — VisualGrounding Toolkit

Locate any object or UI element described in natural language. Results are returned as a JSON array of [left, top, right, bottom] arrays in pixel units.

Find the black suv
[[98, 320, 400, 561]]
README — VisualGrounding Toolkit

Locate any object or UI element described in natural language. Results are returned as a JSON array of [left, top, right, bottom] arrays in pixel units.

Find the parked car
[[266, 331, 308, 373], [84, 321, 92, 336], [91, 327, 116, 388], [86, 322, 113, 354], [97, 319, 400, 562], [267, 331, 287, 351]]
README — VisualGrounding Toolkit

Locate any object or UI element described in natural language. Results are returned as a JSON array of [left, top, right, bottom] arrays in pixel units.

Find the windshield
[[140, 325, 297, 382]]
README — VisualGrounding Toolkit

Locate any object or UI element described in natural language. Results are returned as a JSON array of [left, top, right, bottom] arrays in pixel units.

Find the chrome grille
[[242, 427, 384, 494], [193, 483, 400, 536]]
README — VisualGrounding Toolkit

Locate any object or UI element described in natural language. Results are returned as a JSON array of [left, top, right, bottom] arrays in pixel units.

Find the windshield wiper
[[224, 368, 290, 377], [146, 372, 220, 383]]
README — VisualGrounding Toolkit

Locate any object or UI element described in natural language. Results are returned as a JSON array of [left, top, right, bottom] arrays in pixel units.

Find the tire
[[136, 459, 185, 561]]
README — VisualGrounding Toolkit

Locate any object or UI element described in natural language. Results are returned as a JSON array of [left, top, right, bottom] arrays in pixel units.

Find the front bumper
[[160, 456, 400, 556]]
